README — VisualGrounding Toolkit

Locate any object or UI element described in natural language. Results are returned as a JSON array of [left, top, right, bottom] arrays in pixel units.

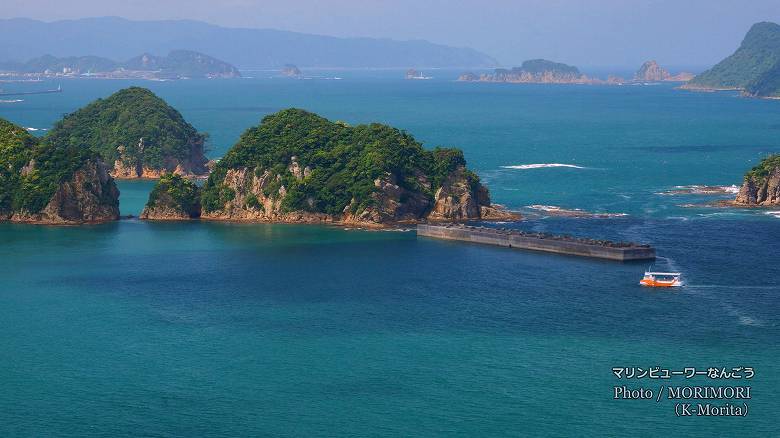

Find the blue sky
[[2, 0, 779, 68]]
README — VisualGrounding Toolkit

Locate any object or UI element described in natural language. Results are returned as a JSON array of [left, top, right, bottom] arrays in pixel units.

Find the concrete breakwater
[[417, 224, 656, 261]]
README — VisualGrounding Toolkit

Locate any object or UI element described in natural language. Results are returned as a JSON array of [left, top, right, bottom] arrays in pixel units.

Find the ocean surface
[[1, 71, 778, 436]]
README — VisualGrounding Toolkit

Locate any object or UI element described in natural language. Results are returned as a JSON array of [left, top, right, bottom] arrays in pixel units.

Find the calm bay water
[[1, 73, 778, 436]]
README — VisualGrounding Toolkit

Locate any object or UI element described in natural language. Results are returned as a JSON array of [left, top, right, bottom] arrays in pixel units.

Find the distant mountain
[[0, 17, 498, 69], [0, 50, 240, 79], [685, 22, 780, 95]]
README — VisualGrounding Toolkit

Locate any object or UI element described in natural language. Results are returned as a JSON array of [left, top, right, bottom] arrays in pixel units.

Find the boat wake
[[501, 163, 587, 170]]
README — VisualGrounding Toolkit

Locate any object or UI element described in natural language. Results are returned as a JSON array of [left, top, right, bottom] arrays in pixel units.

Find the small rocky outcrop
[[634, 60, 694, 82], [141, 173, 201, 220], [734, 155, 780, 205], [200, 109, 518, 227], [282, 64, 302, 78], [634, 61, 671, 81], [457, 72, 479, 81]]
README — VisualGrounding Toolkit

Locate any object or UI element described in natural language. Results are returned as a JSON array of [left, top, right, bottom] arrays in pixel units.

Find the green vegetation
[[517, 59, 580, 75], [146, 173, 201, 215], [689, 22, 780, 91], [45, 87, 206, 170], [0, 117, 95, 214], [745, 154, 780, 183], [202, 109, 480, 215]]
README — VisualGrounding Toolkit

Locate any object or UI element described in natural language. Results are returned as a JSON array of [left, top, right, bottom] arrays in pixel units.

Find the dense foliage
[[202, 109, 480, 215], [0, 117, 94, 214], [45, 87, 205, 170], [745, 154, 780, 183], [516, 59, 580, 75], [146, 173, 201, 215], [689, 22, 780, 90]]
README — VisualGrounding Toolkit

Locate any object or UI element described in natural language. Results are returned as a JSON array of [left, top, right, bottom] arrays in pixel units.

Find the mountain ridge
[[0, 16, 498, 69]]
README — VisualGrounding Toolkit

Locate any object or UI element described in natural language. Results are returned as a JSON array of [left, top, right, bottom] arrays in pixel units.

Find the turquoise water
[[1, 74, 779, 436]]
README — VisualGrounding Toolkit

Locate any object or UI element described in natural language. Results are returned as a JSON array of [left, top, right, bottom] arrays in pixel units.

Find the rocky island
[[459, 59, 593, 84], [733, 155, 780, 206], [45, 87, 210, 179], [682, 22, 780, 98], [633, 60, 694, 82], [176, 109, 517, 227], [0, 117, 119, 224], [281, 64, 303, 78], [140, 173, 201, 220], [0, 50, 241, 80]]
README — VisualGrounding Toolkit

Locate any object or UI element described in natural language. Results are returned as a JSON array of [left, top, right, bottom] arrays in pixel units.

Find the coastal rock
[[457, 72, 479, 81], [8, 159, 119, 224], [634, 60, 694, 83], [282, 64, 302, 78], [200, 109, 518, 227], [734, 155, 780, 205], [634, 61, 671, 81], [46, 87, 209, 179], [140, 173, 201, 220], [1, 117, 120, 224]]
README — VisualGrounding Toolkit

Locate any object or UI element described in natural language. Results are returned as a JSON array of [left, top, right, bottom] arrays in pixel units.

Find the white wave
[[0, 99, 23, 103], [501, 163, 586, 170], [765, 211, 780, 219]]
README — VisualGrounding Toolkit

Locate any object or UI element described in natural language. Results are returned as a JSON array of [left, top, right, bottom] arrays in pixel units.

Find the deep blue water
[[0, 73, 778, 436]]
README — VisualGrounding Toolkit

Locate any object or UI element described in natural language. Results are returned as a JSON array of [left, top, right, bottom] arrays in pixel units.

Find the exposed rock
[[281, 64, 302, 78], [734, 155, 780, 206], [8, 159, 119, 224], [457, 72, 479, 81], [140, 173, 201, 220], [634, 61, 671, 81]]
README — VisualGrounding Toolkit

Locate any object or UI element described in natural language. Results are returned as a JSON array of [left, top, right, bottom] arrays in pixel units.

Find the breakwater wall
[[417, 224, 656, 261]]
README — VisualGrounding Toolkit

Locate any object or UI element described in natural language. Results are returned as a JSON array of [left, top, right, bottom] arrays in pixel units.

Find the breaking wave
[[501, 163, 586, 170]]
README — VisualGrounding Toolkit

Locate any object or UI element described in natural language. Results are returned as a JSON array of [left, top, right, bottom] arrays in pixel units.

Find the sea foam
[[501, 163, 586, 170]]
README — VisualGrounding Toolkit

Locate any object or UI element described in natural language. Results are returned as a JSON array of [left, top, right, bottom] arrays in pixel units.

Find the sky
[[2, 0, 779, 68]]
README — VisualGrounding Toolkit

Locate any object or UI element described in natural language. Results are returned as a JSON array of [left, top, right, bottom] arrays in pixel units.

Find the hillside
[[199, 109, 515, 226], [45, 87, 209, 178], [0, 117, 119, 223], [0, 17, 498, 69], [685, 22, 780, 92]]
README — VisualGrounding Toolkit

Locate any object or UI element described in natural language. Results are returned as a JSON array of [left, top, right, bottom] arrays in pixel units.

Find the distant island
[[733, 155, 780, 206], [633, 61, 694, 82], [46, 87, 210, 179], [459, 59, 595, 84], [0, 50, 240, 80], [0, 17, 498, 69], [143, 109, 516, 226], [683, 22, 780, 98], [281, 64, 303, 78], [460, 59, 693, 86]]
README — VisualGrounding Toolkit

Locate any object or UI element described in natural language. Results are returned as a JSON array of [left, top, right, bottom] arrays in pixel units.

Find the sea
[[0, 70, 778, 436]]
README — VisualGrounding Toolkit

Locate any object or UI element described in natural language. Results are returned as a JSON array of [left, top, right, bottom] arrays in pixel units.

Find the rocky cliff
[[140, 173, 201, 220], [0, 117, 119, 224], [45, 87, 209, 179], [734, 155, 780, 205], [199, 109, 517, 227]]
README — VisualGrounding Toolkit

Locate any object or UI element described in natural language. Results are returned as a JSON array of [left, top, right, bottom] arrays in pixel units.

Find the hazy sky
[[2, 0, 779, 68]]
